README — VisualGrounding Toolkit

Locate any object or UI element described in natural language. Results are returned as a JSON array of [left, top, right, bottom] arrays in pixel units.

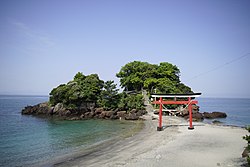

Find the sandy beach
[[54, 102, 248, 167]]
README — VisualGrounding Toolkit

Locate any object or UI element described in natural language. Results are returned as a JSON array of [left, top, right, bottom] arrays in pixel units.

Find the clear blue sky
[[0, 0, 250, 98]]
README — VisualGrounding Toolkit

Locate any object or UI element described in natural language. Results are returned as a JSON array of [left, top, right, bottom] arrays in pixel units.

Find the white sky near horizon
[[0, 0, 250, 98]]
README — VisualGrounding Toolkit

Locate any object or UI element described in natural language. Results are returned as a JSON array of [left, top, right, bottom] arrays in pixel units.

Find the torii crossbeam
[[151, 93, 202, 131]]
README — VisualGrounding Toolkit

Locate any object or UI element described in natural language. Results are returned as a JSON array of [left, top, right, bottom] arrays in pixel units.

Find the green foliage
[[116, 61, 192, 94], [243, 126, 250, 165], [243, 126, 250, 144], [243, 126, 250, 147], [246, 126, 250, 133], [118, 92, 144, 111], [49, 72, 104, 109], [116, 61, 153, 91], [49, 84, 69, 106], [243, 135, 250, 144], [98, 80, 120, 110], [49, 71, 145, 111]]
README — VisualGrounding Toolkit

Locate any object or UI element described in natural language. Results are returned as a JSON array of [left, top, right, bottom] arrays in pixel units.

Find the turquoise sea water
[[0, 95, 139, 167]]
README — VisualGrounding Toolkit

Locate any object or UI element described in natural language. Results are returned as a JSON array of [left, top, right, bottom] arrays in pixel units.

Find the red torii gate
[[151, 93, 202, 131]]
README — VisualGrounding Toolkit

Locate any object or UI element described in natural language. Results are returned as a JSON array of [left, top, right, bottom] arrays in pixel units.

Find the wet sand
[[54, 111, 248, 167]]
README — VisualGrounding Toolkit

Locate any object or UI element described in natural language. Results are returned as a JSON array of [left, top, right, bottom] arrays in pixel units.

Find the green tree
[[74, 72, 86, 81], [156, 62, 180, 82], [116, 61, 193, 94], [98, 80, 119, 110], [144, 78, 158, 93], [49, 72, 104, 109], [243, 126, 250, 165], [80, 74, 104, 102], [49, 84, 69, 106], [117, 92, 144, 111], [116, 61, 154, 91]]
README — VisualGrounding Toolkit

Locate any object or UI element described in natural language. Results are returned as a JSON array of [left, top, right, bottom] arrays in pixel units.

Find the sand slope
[[55, 95, 248, 167], [57, 113, 247, 167]]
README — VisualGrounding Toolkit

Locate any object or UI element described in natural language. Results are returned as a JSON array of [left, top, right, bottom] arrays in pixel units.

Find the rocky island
[[21, 61, 227, 121], [22, 102, 147, 120]]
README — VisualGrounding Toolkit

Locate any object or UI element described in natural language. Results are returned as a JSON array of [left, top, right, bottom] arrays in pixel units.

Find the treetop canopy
[[116, 61, 192, 94]]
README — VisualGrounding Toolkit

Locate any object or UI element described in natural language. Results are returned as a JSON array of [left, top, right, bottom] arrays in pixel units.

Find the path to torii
[[151, 93, 202, 131]]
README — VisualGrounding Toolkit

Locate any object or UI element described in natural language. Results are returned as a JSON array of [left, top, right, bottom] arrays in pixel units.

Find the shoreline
[[38, 120, 145, 167], [51, 112, 248, 167]]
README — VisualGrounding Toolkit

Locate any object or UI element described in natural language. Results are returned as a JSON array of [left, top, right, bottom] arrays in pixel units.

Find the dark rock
[[192, 105, 200, 112], [110, 115, 118, 119], [136, 110, 147, 116], [90, 107, 95, 113], [179, 105, 200, 116], [48, 107, 54, 115], [192, 109, 199, 114], [100, 111, 106, 119], [125, 113, 139, 120], [21, 101, 146, 121], [80, 114, 85, 119], [117, 111, 126, 118], [21, 102, 51, 115], [179, 108, 189, 116], [154, 110, 159, 115], [105, 111, 114, 118], [152, 116, 157, 120], [203, 112, 227, 119], [53, 103, 65, 114], [130, 109, 137, 114], [184, 112, 204, 121], [95, 108, 104, 115], [192, 112, 204, 121], [21, 106, 34, 114], [242, 147, 250, 158], [85, 112, 94, 119], [212, 120, 223, 124], [65, 110, 72, 116], [90, 111, 95, 117]]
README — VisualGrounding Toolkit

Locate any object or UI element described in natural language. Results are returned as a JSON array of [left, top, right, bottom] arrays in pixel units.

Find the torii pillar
[[187, 97, 194, 130], [157, 97, 163, 131]]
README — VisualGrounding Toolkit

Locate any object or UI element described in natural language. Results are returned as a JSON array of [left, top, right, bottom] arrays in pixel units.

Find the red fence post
[[157, 97, 163, 131], [188, 97, 194, 130]]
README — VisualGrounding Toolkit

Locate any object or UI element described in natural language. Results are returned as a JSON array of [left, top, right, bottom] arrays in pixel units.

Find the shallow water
[[0, 95, 140, 167]]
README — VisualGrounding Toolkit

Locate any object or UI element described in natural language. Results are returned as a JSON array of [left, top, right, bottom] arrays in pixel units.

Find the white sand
[[56, 113, 248, 167]]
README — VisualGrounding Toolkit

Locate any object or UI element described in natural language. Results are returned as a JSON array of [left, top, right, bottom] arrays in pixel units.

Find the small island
[[22, 61, 226, 121], [22, 61, 191, 119]]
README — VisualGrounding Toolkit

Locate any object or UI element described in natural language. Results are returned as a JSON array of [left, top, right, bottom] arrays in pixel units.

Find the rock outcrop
[[203, 112, 227, 119], [152, 105, 227, 122], [21, 102, 147, 120], [179, 105, 227, 121]]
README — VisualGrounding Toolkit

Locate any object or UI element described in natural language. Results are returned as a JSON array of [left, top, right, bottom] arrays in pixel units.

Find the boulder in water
[[203, 112, 227, 119]]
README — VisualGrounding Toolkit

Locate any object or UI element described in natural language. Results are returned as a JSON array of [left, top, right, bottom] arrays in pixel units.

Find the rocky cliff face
[[21, 102, 147, 120]]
